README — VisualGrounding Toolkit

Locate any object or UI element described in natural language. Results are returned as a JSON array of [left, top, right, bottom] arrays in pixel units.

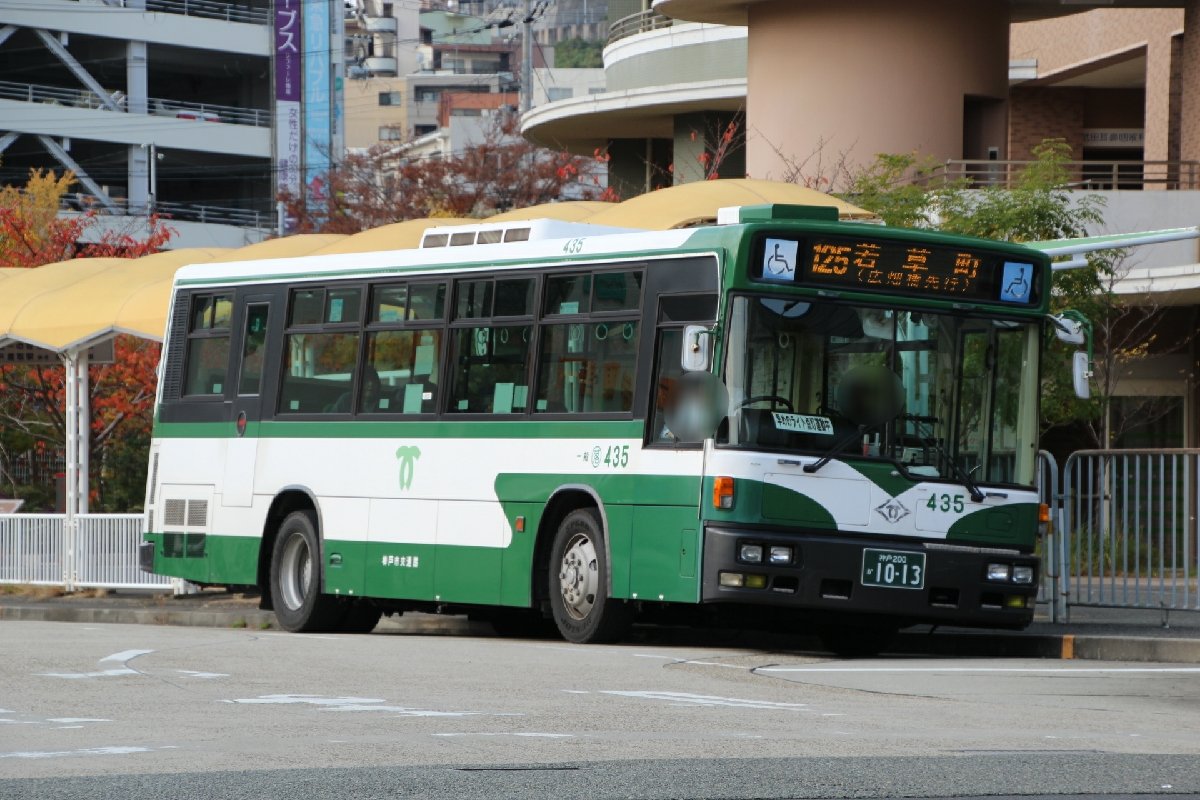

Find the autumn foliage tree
[[0, 168, 174, 511], [278, 110, 614, 233]]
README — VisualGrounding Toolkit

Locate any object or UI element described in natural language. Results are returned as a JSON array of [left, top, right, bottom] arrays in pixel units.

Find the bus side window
[[447, 325, 530, 414], [237, 303, 269, 396], [535, 320, 638, 414], [183, 293, 233, 396], [363, 329, 442, 413]]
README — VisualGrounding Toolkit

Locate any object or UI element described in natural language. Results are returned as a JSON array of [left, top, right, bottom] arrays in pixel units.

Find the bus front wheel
[[269, 510, 343, 632], [548, 508, 632, 644]]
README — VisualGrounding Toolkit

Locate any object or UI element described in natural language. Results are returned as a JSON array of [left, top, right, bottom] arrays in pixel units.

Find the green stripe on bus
[[152, 418, 647, 439]]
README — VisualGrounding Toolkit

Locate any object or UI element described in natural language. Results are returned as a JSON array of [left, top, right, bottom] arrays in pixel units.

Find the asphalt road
[[2, 621, 1199, 799]]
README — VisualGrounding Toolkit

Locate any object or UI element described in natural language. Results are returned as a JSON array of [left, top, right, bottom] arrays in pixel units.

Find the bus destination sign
[[757, 235, 1037, 306]]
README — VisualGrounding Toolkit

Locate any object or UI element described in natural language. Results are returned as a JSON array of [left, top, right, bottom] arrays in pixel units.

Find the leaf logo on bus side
[[395, 446, 421, 491]]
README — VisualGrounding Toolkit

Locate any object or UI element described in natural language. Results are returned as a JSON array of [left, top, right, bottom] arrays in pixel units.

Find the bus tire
[[269, 510, 343, 633], [548, 508, 631, 644], [340, 603, 382, 634]]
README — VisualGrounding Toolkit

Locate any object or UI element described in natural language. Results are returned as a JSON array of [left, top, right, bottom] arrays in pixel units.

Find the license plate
[[861, 548, 926, 590]]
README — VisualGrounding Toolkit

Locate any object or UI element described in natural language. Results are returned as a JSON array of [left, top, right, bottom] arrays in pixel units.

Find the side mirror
[[1072, 351, 1091, 400], [1050, 314, 1086, 346], [681, 324, 712, 372]]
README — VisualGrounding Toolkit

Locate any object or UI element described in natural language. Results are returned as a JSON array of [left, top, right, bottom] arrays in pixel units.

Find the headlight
[[739, 544, 764, 564], [1012, 565, 1034, 584], [986, 563, 1011, 582], [768, 546, 792, 565]]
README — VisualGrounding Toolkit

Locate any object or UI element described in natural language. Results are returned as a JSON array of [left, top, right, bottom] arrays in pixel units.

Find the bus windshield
[[723, 295, 1039, 486]]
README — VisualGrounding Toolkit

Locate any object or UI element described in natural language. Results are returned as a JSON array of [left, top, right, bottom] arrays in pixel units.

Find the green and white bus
[[140, 204, 1057, 648]]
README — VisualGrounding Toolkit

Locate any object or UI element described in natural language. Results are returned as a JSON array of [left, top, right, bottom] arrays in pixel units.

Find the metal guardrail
[[0, 79, 269, 127], [1061, 449, 1200, 617], [943, 159, 1200, 191], [0, 513, 171, 591], [607, 9, 674, 45]]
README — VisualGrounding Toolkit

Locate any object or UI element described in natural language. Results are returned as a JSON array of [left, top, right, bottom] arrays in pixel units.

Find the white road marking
[[46, 718, 110, 724], [176, 670, 229, 679], [40, 668, 137, 679], [561, 690, 589, 694], [41, 649, 155, 679], [223, 694, 518, 717], [602, 691, 809, 711], [99, 650, 154, 663], [756, 666, 1200, 674], [0, 746, 163, 760], [0, 720, 37, 725]]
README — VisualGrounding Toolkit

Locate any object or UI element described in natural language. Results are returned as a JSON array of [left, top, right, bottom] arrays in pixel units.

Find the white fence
[[0, 514, 172, 591]]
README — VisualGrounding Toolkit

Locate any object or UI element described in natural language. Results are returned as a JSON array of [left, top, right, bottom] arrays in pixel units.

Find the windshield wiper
[[904, 417, 985, 502], [803, 423, 870, 474]]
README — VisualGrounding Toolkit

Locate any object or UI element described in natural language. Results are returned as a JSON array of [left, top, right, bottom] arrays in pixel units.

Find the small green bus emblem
[[395, 445, 421, 491]]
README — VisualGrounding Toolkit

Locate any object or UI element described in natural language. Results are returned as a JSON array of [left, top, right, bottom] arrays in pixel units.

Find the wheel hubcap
[[559, 532, 598, 621], [279, 532, 311, 611]]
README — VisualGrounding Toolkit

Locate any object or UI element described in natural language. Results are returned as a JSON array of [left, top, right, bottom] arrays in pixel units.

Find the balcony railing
[[144, 0, 269, 25], [943, 159, 1200, 191], [0, 79, 270, 127], [607, 9, 674, 45], [61, 194, 271, 230]]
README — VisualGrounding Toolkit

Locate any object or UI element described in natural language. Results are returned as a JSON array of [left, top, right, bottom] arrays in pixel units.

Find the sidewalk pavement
[[2, 588, 1198, 663]]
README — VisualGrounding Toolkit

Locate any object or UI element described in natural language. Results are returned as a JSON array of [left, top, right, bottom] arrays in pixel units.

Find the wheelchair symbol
[[766, 242, 793, 277]]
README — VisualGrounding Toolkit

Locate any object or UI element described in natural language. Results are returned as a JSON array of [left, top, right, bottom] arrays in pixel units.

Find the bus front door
[[223, 298, 271, 508]]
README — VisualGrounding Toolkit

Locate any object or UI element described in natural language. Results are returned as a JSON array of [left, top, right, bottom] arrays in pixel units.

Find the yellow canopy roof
[[206, 234, 347, 263], [0, 249, 227, 352], [312, 218, 473, 255], [0, 180, 877, 351], [487, 201, 614, 223], [584, 178, 874, 229]]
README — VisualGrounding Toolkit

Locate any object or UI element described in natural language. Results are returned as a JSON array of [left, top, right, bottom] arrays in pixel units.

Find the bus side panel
[[321, 497, 369, 597], [363, 498, 437, 601], [433, 501, 505, 605], [498, 501, 542, 606], [603, 503, 634, 601], [629, 506, 701, 603]]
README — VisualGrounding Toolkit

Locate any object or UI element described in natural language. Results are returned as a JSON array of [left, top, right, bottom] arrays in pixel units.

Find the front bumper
[[702, 526, 1038, 628]]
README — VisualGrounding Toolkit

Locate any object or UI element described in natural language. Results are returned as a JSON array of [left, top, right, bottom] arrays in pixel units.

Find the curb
[[4, 602, 1199, 663], [0, 603, 484, 636]]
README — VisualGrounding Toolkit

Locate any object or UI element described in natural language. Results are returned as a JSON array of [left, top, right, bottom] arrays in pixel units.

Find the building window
[[414, 124, 437, 136], [378, 91, 402, 106], [379, 126, 405, 141], [547, 87, 573, 102]]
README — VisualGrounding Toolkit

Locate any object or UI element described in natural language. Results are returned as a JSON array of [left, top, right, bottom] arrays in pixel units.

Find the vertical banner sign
[[303, 0, 332, 204], [274, 0, 302, 203]]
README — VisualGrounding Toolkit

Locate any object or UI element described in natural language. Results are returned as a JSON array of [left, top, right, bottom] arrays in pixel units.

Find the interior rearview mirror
[[1072, 351, 1091, 400], [681, 325, 711, 372]]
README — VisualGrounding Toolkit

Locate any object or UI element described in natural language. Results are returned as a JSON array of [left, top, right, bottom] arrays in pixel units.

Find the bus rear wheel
[[269, 510, 344, 632], [548, 508, 631, 644]]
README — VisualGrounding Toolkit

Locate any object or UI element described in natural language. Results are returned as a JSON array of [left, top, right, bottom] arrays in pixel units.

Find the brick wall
[[1008, 87, 1085, 161]]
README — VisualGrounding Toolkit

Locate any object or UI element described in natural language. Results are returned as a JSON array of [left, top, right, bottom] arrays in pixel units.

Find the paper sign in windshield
[[772, 413, 834, 435]]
